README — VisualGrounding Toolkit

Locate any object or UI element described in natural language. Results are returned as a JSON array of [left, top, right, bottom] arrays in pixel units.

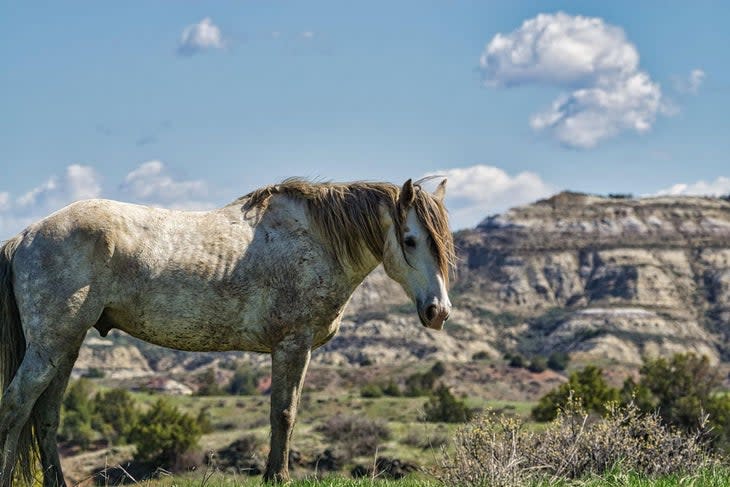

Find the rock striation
[[454, 192, 730, 365]]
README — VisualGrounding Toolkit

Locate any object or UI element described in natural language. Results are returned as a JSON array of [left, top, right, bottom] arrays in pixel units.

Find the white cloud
[[423, 165, 555, 230], [673, 68, 706, 94], [480, 12, 667, 148], [655, 176, 730, 197], [1, 165, 102, 239], [1, 162, 215, 240], [178, 17, 225, 56], [120, 160, 212, 209]]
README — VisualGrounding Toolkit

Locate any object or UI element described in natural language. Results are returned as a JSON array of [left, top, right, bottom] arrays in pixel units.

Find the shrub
[[382, 380, 402, 397], [507, 354, 525, 368], [360, 383, 383, 398], [424, 386, 473, 423], [404, 361, 446, 396], [93, 388, 139, 444], [318, 414, 391, 459], [60, 379, 97, 448], [532, 365, 619, 422], [527, 356, 547, 373], [436, 401, 714, 487], [623, 353, 730, 450], [129, 399, 202, 467], [82, 367, 105, 379], [547, 351, 570, 371], [196, 406, 214, 434], [196, 368, 223, 396], [471, 350, 491, 361], [227, 365, 261, 395]]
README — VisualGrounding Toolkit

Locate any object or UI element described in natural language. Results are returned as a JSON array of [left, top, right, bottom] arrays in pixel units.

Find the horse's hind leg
[[34, 350, 80, 487], [0, 344, 64, 487]]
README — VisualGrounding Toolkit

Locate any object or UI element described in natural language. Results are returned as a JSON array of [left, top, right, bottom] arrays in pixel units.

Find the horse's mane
[[237, 178, 455, 282]]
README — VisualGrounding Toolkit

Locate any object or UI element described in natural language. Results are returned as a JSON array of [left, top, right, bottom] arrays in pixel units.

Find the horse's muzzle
[[419, 302, 450, 330]]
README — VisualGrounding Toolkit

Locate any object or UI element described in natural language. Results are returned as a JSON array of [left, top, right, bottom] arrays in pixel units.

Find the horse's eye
[[404, 236, 416, 248]]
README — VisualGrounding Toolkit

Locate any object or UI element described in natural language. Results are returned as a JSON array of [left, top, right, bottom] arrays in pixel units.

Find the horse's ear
[[399, 179, 415, 208], [433, 179, 447, 202]]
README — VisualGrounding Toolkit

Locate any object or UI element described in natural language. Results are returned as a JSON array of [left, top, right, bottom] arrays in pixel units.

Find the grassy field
[[104, 467, 730, 487], [122, 390, 534, 467]]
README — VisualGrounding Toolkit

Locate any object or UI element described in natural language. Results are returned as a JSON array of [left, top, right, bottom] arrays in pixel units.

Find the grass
[[92, 466, 730, 487]]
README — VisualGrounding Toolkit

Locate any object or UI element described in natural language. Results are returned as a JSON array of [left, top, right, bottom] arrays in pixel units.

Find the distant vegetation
[[61, 380, 201, 470], [532, 353, 730, 452], [60, 353, 730, 485]]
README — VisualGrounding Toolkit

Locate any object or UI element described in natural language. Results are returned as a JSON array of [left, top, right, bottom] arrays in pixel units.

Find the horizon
[[2, 1, 728, 239]]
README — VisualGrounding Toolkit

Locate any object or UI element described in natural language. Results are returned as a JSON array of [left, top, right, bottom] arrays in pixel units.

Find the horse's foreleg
[[34, 351, 79, 487], [263, 334, 312, 483]]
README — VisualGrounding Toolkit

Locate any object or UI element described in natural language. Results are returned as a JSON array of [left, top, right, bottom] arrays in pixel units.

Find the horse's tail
[[0, 236, 38, 484]]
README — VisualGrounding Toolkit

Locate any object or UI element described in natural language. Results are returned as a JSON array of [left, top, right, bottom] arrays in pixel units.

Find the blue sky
[[1, 0, 728, 237]]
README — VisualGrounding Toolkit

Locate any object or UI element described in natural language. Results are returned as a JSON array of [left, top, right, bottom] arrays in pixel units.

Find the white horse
[[0, 178, 454, 485]]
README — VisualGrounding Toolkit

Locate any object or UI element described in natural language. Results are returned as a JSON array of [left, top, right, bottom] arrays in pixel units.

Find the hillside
[[74, 193, 730, 390]]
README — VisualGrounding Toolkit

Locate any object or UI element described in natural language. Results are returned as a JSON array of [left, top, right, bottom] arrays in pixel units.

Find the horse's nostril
[[425, 304, 438, 322]]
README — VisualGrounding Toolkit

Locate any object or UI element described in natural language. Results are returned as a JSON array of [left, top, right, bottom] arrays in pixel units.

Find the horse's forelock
[[409, 185, 455, 285]]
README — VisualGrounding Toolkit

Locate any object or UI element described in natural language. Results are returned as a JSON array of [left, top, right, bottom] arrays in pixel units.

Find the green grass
[[101, 466, 730, 487]]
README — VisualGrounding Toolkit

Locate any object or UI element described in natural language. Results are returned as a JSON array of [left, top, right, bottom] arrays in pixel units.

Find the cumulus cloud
[[1, 162, 215, 240], [480, 12, 667, 148], [655, 176, 730, 197], [673, 68, 706, 94], [0, 165, 102, 239], [120, 160, 212, 210], [422, 165, 555, 230], [177, 17, 225, 56]]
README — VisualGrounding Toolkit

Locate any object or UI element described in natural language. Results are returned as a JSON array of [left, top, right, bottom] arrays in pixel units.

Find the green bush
[[527, 356, 547, 373], [472, 350, 491, 361], [507, 354, 525, 368], [404, 361, 446, 396], [94, 388, 139, 443], [360, 383, 384, 398], [623, 353, 730, 450], [196, 368, 223, 396], [226, 365, 261, 395], [532, 366, 619, 421], [424, 385, 473, 423], [547, 351, 570, 371], [60, 379, 97, 448], [382, 380, 402, 397], [129, 399, 202, 466], [82, 367, 105, 379]]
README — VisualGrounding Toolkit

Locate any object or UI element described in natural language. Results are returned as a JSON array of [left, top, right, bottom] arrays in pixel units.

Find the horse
[[0, 177, 455, 486]]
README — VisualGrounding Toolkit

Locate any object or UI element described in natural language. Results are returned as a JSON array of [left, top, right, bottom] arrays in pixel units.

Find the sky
[[1, 0, 729, 238]]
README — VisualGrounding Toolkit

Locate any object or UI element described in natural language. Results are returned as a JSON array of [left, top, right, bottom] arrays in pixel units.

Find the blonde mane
[[240, 178, 455, 282]]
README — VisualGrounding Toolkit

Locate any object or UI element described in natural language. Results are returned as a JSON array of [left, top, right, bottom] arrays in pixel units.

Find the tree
[[196, 368, 223, 396], [129, 399, 202, 466], [547, 352, 570, 371], [94, 388, 139, 443], [424, 386, 473, 423], [623, 353, 730, 449], [532, 366, 619, 422], [60, 379, 96, 448], [528, 356, 548, 373], [227, 365, 260, 395]]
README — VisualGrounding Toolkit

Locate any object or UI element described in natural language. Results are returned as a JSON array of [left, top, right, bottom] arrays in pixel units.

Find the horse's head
[[382, 179, 455, 330]]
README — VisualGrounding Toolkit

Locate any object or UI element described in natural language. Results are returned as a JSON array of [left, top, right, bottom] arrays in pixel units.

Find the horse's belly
[[103, 297, 272, 353]]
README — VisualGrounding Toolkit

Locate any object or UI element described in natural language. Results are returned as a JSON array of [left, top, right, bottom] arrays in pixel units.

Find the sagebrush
[[436, 400, 715, 487]]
